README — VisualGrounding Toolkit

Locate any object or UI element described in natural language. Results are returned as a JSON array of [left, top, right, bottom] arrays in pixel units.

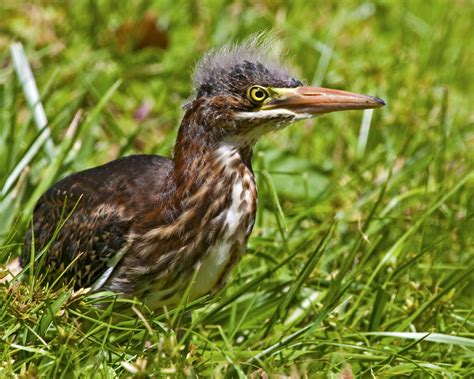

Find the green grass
[[1, 1, 473, 377]]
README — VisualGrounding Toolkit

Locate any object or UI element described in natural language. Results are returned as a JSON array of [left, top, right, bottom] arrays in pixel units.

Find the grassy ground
[[1, 1, 473, 377]]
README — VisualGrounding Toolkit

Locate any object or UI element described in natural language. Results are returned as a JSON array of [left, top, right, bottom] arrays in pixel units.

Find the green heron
[[21, 38, 385, 310]]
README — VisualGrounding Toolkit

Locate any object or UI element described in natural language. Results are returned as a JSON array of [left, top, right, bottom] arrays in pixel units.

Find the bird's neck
[[133, 117, 258, 306], [173, 108, 254, 192], [173, 134, 254, 197], [131, 109, 258, 294]]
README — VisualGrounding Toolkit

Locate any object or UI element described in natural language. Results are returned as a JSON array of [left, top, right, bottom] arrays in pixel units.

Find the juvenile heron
[[21, 38, 385, 310]]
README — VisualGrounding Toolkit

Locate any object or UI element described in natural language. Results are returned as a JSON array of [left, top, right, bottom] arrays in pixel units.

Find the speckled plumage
[[21, 36, 384, 310]]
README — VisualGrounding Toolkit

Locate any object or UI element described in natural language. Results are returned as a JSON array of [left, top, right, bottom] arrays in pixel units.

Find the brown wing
[[21, 154, 174, 289]]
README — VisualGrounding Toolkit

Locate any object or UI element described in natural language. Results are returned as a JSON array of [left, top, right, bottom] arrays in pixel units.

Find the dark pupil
[[254, 90, 264, 99]]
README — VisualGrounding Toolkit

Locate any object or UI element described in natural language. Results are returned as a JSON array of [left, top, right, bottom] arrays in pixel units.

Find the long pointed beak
[[264, 86, 385, 115]]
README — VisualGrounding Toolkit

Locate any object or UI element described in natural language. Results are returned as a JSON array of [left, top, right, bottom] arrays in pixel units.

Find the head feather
[[193, 35, 302, 98]]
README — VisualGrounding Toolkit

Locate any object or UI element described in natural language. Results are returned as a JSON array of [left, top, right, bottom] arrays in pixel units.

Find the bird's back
[[21, 154, 174, 289]]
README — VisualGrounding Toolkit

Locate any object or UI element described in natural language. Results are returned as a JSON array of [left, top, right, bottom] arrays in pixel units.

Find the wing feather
[[21, 154, 173, 289]]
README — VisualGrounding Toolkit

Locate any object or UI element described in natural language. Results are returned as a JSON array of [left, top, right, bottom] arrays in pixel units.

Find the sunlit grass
[[1, 1, 473, 377]]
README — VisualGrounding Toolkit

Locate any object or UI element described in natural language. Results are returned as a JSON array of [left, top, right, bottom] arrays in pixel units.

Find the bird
[[20, 37, 385, 311]]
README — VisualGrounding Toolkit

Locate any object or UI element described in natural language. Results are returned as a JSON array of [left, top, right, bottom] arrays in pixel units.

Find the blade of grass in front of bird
[[171, 264, 201, 332], [22, 196, 82, 291]]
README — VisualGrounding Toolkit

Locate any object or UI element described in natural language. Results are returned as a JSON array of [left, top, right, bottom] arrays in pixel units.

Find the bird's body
[[21, 37, 384, 310], [24, 141, 257, 309]]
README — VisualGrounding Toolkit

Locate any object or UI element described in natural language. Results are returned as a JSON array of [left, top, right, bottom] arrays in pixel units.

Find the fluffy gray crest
[[193, 35, 302, 98]]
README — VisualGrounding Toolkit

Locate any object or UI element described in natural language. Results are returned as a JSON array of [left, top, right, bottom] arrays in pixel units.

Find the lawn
[[0, 1, 473, 377]]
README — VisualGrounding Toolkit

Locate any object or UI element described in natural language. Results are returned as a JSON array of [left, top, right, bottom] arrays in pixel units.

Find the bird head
[[182, 37, 385, 148]]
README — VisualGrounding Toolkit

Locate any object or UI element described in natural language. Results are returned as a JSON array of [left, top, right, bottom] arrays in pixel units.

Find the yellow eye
[[247, 85, 269, 104]]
